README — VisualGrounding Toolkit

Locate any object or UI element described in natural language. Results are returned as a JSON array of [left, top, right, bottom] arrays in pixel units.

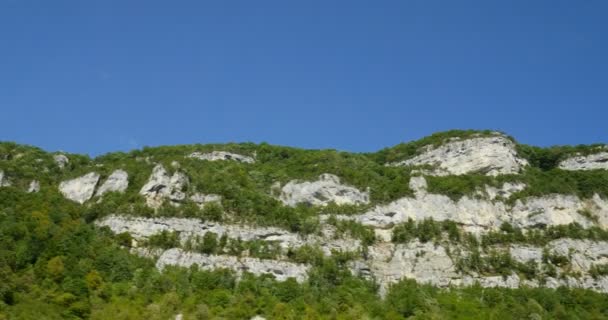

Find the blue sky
[[1, 1, 606, 156]]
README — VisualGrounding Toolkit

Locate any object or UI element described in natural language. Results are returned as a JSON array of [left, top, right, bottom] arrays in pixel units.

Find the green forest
[[1, 130, 608, 319]]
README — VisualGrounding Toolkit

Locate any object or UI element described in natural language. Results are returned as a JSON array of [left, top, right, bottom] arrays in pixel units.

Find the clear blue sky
[[1, 1, 606, 156]]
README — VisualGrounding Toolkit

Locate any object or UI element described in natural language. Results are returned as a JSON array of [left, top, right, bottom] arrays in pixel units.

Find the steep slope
[[1, 131, 608, 319]]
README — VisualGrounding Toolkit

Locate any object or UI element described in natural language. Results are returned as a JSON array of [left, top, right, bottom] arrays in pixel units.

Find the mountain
[[1, 130, 608, 319]]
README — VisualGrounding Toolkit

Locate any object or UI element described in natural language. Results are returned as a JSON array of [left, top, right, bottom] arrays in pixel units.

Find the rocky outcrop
[[139, 165, 189, 208], [278, 174, 370, 207], [59, 172, 100, 204], [96, 215, 360, 253], [389, 135, 528, 176], [351, 239, 608, 296], [559, 151, 608, 171], [28, 180, 40, 193], [340, 177, 607, 233], [190, 193, 222, 207], [156, 248, 309, 283], [189, 151, 255, 164], [96, 169, 129, 196], [53, 154, 69, 169], [0, 170, 10, 187]]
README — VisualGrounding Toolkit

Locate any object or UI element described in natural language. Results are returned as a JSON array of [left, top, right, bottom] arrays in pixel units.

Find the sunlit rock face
[[278, 173, 370, 207], [188, 151, 255, 163], [389, 135, 528, 176], [28, 180, 40, 193], [59, 172, 100, 204], [53, 154, 69, 169], [139, 165, 189, 208], [96, 169, 129, 196], [190, 193, 222, 207], [340, 177, 608, 233], [559, 151, 608, 171], [350, 239, 608, 297]]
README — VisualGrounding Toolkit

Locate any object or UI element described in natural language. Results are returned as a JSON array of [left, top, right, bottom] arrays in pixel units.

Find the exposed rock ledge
[[559, 151, 608, 171], [278, 173, 370, 207], [189, 151, 255, 164], [388, 135, 528, 176], [337, 177, 608, 233], [155, 248, 309, 283], [95, 215, 361, 254]]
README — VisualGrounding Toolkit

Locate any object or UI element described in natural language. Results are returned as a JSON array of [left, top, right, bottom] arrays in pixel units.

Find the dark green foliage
[[329, 219, 376, 245], [200, 232, 218, 254], [145, 231, 180, 249], [392, 218, 462, 244], [517, 144, 606, 171], [481, 222, 608, 247], [590, 264, 608, 279]]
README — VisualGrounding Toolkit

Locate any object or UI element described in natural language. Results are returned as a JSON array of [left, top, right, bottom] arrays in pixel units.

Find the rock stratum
[[2, 130, 608, 301]]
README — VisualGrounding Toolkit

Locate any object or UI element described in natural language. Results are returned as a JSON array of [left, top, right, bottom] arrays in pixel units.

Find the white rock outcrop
[[389, 135, 528, 176], [279, 174, 370, 207], [53, 154, 69, 169], [140, 165, 189, 208], [559, 151, 608, 171], [351, 239, 608, 296], [0, 170, 10, 187], [59, 172, 100, 204], [189, 151, 255, 164], [156, 248, 309, 283], [350, 241, 459, 296], [96, 169, 129, 196], [28, 180, 40, 193], [190, 193, 222, 207]]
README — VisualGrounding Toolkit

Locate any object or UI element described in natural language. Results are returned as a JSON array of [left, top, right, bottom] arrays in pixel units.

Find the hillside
[[1, 130, 608, 319]]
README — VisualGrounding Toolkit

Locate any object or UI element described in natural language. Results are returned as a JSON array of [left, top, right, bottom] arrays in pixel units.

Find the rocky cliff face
[[58, 170, 129, 204], [389, 135, 528, 176], [140, 165, 189, 208], [94, 172, 608, 295], [278, 173, 370, 207], [5, 132, 607, 297], [338, 177, 608, 233], [351, 239, 608, 296]]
